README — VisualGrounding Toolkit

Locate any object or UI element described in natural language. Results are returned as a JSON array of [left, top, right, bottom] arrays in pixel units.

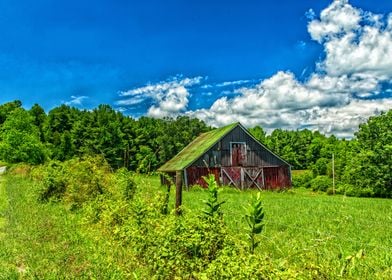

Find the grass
[[148, 175, 392, 278], [0, 175, 137, 278], [1, 173, 391, 279]]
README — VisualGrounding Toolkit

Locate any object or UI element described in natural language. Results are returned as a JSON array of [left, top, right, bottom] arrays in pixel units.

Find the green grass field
[[1, 173, 391, 279]]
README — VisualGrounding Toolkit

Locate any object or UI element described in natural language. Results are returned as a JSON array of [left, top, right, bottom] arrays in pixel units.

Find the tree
[[29, 103, 47, 141], [0, 108, 47, 164], [0, 100, 22, 125], [249, 125, 266, 143], [345, 110, 392, 197]]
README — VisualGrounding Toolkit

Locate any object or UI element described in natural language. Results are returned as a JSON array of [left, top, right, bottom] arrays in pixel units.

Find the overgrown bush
[[198, 246, 299, 279], [34, 156, 112, 207], [34, 161, 67, 202], [334, 183, 375, 197], [110, 168, 136, 201], [310, 175, 332, 192], [292, 170, 313, 188], [311, 158, 330, 177]]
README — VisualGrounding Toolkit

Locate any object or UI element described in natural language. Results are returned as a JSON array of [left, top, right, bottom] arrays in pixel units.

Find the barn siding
[[161, 123, 291, 190], [191, 126, 287, 168]]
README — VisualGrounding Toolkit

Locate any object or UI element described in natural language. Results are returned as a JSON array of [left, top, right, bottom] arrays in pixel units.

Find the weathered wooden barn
[[158, 122, 291, 190]]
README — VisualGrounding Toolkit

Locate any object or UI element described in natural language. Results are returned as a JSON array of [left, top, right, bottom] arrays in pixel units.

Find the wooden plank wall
[[186, 167, 220, 188], [192, 126, 288, 168]]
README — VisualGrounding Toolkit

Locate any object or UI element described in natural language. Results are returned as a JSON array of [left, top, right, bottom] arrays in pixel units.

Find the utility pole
[[332, 153, 335, 195]]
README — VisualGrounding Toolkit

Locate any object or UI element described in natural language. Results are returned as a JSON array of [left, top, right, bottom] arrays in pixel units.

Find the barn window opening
[[231, 142, 247, 166]]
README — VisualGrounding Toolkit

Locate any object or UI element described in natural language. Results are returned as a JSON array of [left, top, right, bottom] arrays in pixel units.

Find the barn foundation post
[[175, 170, 183, 216]]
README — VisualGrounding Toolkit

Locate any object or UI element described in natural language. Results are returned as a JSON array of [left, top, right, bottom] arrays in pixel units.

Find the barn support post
[[261, 167, 266, 190], [175, 170, 183, 216], [240, 167, 244, 190], [184, 168, 189, 191]]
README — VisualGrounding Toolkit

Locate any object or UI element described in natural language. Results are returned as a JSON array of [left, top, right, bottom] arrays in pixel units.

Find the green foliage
[[343, 110, 392, 197], [202, 174, 225, 218], [292, 170, 313, 188], [249, 125, 266, 143], [311, 157, 330, 177], [310, 175, 332, 192], [245, 193, 264, 254], [33, 156, 111, 208], [0, 100, 22, 125], [111, 168, 136, 201], [63, 157, 111, 208], [0, 108, 48, 164], [1, 172, 392, 279], [1, 99, 392, 199], [34, 161, 67, 202], [199, 247, 298, 279]]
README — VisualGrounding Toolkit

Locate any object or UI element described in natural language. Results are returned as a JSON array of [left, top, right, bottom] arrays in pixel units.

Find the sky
[[1, 0, 392, 137]]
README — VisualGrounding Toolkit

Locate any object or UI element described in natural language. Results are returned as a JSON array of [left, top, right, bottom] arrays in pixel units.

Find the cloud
[[118, 1, 392, 137], [117, 76, 202, 118], [307, 0, 361, 43], [186, 1, 392, 137], [215, 79, 251, 87], [305, 8, 316, 20], [65, 95, 88, 106]]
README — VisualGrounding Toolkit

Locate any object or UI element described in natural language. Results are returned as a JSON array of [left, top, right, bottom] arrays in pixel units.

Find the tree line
[[0, 100, 390, 197]]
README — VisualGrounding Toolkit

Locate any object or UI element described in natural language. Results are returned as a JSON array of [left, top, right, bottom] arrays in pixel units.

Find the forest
[[0, 100, 391, 197]]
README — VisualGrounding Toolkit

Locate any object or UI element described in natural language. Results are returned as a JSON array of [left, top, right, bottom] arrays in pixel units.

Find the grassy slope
[[1, 173, 391, 279], [180, 182, 392, 278], [0, 175, 136, 279]]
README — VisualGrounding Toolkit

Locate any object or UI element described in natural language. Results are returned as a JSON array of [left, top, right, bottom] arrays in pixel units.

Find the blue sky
[[1, 0, 392, 137]]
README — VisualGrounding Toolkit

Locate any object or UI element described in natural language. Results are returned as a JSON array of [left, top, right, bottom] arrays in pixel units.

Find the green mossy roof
[[158, 122, 239, 172]]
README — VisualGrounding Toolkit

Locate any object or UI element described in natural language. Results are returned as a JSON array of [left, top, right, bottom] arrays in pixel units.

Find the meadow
[[0, 169, 391, 279]]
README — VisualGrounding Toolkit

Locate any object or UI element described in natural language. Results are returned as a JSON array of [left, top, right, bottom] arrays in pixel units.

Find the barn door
[[221, 167, 241, 189], [222, 167, 264, 190], [264, 167, 279, 189], [243, 168, 264, 190], [231, 142, 246, 166]]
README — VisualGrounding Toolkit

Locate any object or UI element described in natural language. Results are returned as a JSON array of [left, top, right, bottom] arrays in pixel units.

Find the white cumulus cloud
[[118, 0, 392, 137], [188, 0, 392, 137], [117, 76, 202, 118], [308, 0, 361, 43]]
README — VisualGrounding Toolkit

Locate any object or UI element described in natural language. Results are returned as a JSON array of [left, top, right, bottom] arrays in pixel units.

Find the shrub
[[35, 161, 67, 202], [110, 168, 136, 201], [311, 158, 329, 177], [62, 156, 111, 208], [332, 183, 375, 197], [310, 175, 332, 192], [35, 156, 112, 207], [292, 170, 313, 188], [199, 246, 299, 279]]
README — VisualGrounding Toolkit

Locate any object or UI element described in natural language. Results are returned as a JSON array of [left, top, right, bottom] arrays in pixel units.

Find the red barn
[[158, 122, 291, 190]]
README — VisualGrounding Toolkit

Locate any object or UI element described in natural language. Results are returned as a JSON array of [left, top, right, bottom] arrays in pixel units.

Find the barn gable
[[159, 122, 292, 190], [158, 122, 238, 172]]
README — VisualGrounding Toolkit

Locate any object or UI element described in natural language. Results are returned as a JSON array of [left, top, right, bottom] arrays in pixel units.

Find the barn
[[158, 122, 291, 190]]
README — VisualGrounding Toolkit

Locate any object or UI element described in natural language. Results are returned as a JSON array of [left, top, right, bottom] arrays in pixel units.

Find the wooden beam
[[222, 168, 238, 189], [244, 169, 262, 190], [175, 170, 183, 215], [184, 168, 189, 191]]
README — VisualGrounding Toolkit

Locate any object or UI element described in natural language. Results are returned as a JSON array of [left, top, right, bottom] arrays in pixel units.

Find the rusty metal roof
[[158, 122, 239, 172]]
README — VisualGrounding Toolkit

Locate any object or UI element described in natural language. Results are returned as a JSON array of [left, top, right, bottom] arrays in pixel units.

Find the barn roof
[[158, 122, 239, 172]]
